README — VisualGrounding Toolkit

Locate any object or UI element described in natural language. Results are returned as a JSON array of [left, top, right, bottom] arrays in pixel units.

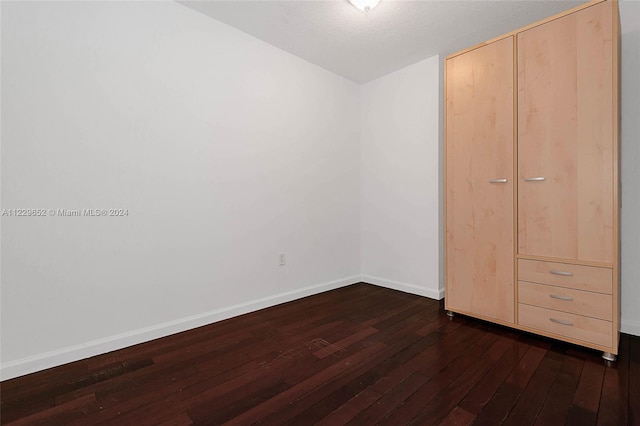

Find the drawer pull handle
[[524, 176, 545, 182], [549, 270, 573, 276], [489, 178, 508, 183], [550, 294, 573, 301], [550, 318, 573, 326]]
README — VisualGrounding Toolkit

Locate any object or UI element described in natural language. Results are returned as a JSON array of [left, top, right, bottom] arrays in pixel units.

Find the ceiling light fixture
[[348, 0, 381, 12]]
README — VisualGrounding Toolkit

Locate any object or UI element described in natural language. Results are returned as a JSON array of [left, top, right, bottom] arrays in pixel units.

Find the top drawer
[[518, 259, 612, 294]]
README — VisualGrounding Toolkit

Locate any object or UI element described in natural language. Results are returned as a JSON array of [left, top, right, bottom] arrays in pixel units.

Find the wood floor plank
[[438, 406, 476, 426], [415, 314, 453, 336], [378, 331, 501, 425], [457, 335, 529, 415], [156, 413, 193, 426], [597, 334, 630, 426], [186, 379, 290, 424], [0, 359, 153, 423], [1, 283, 637, 426], [283, 327, 445, 424], [4, 394, 96, 426], [409, 335, 523, 425], [491, 344, 564, 426], [565, 357, 606, 425], [345, 324, 487, 425], [629, 384, 640, 426], [629, 334, 640, 426], [314, 389, 382, 426], [345, 372, 430, 425], [533, 352, 584, 426], [69, 322, 369, 424], [231, 313, 440, 425], [39, 320, 360, 423], [471, 339, 551, 426], [217, 341, 389, 426], [312, 327, 378, 359]]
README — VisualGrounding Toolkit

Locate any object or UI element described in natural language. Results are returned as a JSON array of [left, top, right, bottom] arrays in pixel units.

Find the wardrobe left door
[[445, 36, 515, 324]]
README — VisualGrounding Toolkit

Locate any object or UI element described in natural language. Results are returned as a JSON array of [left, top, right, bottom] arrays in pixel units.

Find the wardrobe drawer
[[518, 281, 612, 320], [518, 304, 612, 348], [518, 259, 612, 294]]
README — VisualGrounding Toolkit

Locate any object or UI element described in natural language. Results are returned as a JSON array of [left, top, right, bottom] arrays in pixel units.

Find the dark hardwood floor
[[1, 283, 638, 425]]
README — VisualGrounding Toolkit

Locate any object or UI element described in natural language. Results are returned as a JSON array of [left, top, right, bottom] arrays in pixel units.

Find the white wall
[[620, 0, 640, 336], [360, 56, 441, 299], [0, 1, 361, 379]]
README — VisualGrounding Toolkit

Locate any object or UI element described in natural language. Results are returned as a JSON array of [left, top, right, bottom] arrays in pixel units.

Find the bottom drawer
[[518, 304, 612, 348]]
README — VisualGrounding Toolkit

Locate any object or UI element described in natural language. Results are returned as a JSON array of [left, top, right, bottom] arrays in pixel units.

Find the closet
[[445, 0, 620, 360]]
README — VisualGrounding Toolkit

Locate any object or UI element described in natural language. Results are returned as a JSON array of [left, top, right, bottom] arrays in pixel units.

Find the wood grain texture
[[566, 356, 605, 424], [519, 303, 612, 348], [532, 352, 584, 426], [517, 1, 614, 263], [518, 281, 612, 320], [446, 0, 606, 60], [518, 258, 613, 294], [1, 284, 637, 425], [445, 36, 515, 324]]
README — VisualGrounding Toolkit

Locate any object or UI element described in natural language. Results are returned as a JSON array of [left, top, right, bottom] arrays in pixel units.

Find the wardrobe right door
[[517, 1, 614, 264]]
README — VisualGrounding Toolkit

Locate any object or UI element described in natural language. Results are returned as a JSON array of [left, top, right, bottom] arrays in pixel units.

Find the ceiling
[[180, 0, 587, 84]]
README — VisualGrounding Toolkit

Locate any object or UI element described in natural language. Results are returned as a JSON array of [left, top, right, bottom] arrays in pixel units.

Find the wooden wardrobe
[[445, 0, 620, 360]]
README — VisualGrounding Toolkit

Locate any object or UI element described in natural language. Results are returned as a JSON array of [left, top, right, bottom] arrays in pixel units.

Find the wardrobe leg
[[602, 352, 616, 362], [446, 310, 455, 318]]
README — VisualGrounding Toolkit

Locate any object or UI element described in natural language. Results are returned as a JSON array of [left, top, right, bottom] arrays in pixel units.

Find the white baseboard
[[361, 275, 444, 300], [621, 319, 640, 337], [0, 275, 361, 381]]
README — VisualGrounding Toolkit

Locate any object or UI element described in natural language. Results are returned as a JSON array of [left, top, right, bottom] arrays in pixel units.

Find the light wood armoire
[[445, 0, 620, 360]]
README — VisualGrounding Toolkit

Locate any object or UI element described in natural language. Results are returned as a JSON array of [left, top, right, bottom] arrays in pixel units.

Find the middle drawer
[[518, 281, 612, 321]]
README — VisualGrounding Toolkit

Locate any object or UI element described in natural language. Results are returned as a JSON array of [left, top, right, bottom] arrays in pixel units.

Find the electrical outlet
[[279, 253, 286, 266]]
